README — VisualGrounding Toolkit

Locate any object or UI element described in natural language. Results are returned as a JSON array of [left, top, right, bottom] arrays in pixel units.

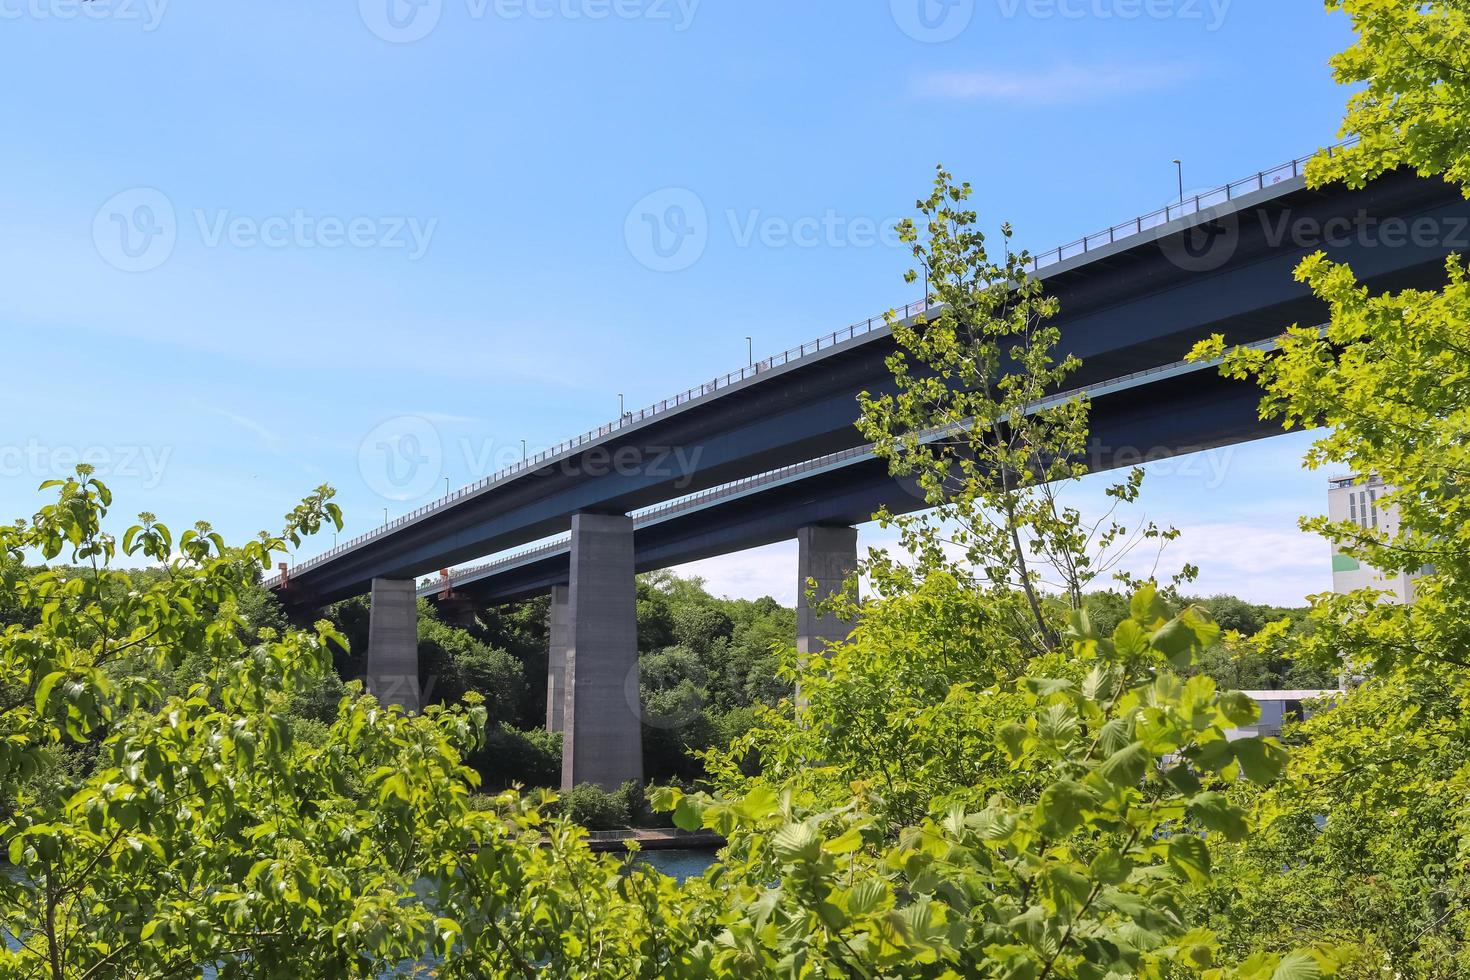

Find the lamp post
[[521, 439, 527, 462], [444, 477, 450, 498], [618, 393, 625, 418], [1173, 159, 1184, 205], [382, 508, 388, 528], [746, 336, 753, 368]]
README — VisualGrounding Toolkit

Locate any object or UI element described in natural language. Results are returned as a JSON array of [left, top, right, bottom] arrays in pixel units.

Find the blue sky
[[1, 1, 1356, 605]]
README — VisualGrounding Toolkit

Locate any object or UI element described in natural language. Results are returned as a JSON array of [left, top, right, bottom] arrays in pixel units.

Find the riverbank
[[582, 828, 725, 853]]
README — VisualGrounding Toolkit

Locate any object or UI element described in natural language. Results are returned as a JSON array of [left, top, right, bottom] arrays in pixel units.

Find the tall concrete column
[[546, 584, 571, 734], [796, 525, 858, 658], [367, 578, 421, 713], [561, 513, 642, 792]]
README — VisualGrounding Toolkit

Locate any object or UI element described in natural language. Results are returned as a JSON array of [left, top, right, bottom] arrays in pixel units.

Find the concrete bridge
[[269, 143, 1470, 790]]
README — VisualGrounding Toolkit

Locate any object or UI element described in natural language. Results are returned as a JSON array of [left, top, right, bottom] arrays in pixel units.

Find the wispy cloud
[[202, 404, 283, 452], [911, 63, 1194, 105]]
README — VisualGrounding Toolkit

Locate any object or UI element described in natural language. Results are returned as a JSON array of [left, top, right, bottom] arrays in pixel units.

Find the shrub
[[559, 782, 632, 830]]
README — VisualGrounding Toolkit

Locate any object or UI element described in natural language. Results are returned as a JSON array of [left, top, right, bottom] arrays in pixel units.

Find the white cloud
[[673, 540, 799, 605], [671, 516, 1329, 611], [911, 63, 1192, 105]]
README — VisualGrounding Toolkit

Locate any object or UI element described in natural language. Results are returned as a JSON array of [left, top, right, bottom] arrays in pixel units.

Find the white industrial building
[[1326, 473, 1417, 603]]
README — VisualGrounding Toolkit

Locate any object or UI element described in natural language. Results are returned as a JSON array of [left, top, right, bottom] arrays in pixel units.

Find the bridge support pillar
[[561, 514, 642, 792], [546, 584, 570, 734], [796, 525, 858, 659], [367, 578, 421, 713]]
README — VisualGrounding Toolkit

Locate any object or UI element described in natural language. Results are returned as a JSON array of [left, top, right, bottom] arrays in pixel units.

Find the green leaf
[[34, 670, 66, 713], [731, 785, 779, 822], [1233, 737, 1289, 785], [844, 879, 886, 917], [1271, 951, 1321, 980], [1187, 791, 1249, 842], [1036, 780, 1095, 837], [772, 822, 821, 863], [1218, 690, 1259, 727], [672, 796, 703, 832], [1089, 848, 1133, 886], [1097, 741, 1150, 788], [999, 722, 1030, 760], [1111, 619, 1147, 656], [1167, 833, 1211, 885], [1130, 585, 1168, 625]]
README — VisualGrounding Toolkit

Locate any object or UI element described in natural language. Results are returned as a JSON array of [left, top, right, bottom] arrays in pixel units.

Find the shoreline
[[581, 828, 725, 853]]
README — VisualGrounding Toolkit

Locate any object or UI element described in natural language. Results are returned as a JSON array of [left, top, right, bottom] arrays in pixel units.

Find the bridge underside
[[431, 363, 1272, 606], [282, 170, 1469, 608], [292, 166, 1470, 792]]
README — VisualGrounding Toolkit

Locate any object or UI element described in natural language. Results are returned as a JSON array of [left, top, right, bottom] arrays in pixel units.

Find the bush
[[470, 723, 562, 790], [560, 782, 632, 830]]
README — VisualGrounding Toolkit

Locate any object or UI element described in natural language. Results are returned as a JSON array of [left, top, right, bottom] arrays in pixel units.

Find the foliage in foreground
[[1179, 2, 1470, 970], [0, 472, 1313, 977], [7, 4, 1470, 975]]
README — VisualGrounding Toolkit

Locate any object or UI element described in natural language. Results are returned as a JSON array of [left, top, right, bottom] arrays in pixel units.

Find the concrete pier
[[366, 578, 421, 712], [546, 584, 571, 733], [561, 513, 643, 792], [796, 525, 858, 658]]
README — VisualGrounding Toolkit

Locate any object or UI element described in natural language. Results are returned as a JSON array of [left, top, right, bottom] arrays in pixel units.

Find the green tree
[[1182, 2, 1470, 970], [858, 168, 1188, 656], [1310, 0, 1470, 196]]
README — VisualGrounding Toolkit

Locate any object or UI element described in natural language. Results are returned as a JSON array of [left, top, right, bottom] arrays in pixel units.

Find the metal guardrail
[[417, 336, 1284, 597], [269, 139, 1352, 590], [1030, 138, 1355, 270], [419, 442, 879, 595]]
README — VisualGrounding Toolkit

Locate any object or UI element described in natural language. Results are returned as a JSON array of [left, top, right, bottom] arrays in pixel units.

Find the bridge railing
[[1031, 138, 1356, 270], [271, 139, 1356, 590], [424, 335, 1289, 596], [423, 441, 882, 595]]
